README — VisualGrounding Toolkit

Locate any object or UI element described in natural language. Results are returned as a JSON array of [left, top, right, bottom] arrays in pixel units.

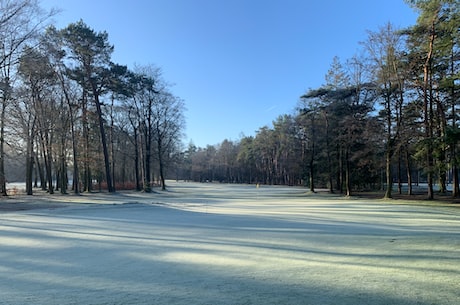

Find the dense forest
[[0, 0, 458, 200]]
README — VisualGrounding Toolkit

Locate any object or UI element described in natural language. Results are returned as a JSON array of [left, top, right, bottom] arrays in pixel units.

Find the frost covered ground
[[0, 182, 459, 305]]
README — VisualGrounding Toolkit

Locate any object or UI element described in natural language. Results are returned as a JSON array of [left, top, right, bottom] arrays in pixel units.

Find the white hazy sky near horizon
[[40, 0, 418, 147]]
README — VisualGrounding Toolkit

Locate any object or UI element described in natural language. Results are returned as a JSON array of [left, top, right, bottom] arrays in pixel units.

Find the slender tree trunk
[[436, 93, 448, 194], [26, 114, 36, 195], [324, 112, 334, 193], [384, 95, 393, 199], [0, 95, 7, 196], [144, 128, 152, 192], [309, 158, 314, 192], [384, 150, 392, 198], [423, 16, 437, 200], [398, 150, 402, 195], [110, 96, 116, 190], [453, 165, 459, 197], [337, 145, 343, 193], [60, 134, 67, 194], [93, 94, 114, 192], [34, 156, 39, 188], [450, 40, 459, 197], [41, 134, 54, 194], [26, 135, 34, 195], [82, 95, 91, 192], [438, 156, 447, 193], [59, 74, 79, 194], [35, 148, 46, 190], [133, 126, 141, 191], [309, 115, 316, 192], [309, 141, 315, 193], [158, 149, 166, 191], [405, 148, 413, 195], [140, 133, 146, 189], [345, 147, 351, 196], [70, 112, 79, 194]]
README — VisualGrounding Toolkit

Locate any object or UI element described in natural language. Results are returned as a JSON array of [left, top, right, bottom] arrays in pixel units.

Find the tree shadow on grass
[[1, 201, 459, 304]]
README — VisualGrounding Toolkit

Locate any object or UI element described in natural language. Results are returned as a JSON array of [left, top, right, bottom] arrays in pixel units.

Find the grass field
[[1, 181, 459, 304]]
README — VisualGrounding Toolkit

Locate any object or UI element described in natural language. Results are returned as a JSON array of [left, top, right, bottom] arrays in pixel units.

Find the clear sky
[[40, 0, 418, 148]]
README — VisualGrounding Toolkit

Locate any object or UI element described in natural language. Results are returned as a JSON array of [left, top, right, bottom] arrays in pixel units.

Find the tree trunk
[[59, 134, 67, 194], [93, 94, 114, 192], [0, 95, 7, 196], [70, 113, 79, 194], [34, 158, 39, 188], [133, 126, 141, 191], [35, 150, 46, 190], [337, 145, 343, 193], [26, 128, 35, 195], [384, 94, 393, 199], [450, 38, 459, 198], [384, 148, 392, 199], [158, 149, 166, 191], [60, 76, 79, 194], [345, 148, 351, 196], [398, 150, 402, 195], [405, 148, 413, 195], [324, 112, 334, 193], [309, 160, 314, 192], [309, 141, 315, 193], [423, 14, 437, 200], [452, 164, 459, 198], [144, 128, 152, 192], [110, 96, 116, 190], [41, 135, 54, 194]]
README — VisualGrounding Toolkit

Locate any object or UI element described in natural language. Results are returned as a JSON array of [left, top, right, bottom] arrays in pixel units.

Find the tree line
[[1, 0, 185, 195], [0, 1, 458, 199], [177, 0, 459, 199]]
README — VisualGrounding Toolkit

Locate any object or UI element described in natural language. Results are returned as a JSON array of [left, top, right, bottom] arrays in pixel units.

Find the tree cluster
[[0, 0, 185, 195], [178, 0, 459, 199]]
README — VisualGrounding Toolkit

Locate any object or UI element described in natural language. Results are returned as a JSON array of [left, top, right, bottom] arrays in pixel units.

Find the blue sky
[[41, 0, 418, 148]]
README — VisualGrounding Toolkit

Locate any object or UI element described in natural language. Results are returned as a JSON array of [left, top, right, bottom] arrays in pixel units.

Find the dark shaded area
[[0, 201, 68, 212]]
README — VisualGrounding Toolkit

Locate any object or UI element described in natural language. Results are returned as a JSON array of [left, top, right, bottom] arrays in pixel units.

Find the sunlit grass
[[0, 181, 459, 304]]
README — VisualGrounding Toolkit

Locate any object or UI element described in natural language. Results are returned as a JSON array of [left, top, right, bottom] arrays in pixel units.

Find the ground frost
[[0, 182, 459, 304]]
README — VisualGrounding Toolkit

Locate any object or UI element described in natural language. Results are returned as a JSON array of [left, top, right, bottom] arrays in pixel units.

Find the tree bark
[[405, 148, 413, 195], [423, 16, 437, 200], [0, 93, 7, 196], [345, 148, 351, 196], [93, 93, 114, 192], [324, 112, 334, 193]]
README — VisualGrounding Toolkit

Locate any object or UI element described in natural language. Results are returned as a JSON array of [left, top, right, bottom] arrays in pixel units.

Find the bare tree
[[363, 22, 407, 199], [0, 0, 55, 195]]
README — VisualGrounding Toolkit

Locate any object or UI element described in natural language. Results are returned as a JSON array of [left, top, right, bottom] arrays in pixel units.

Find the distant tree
[[236, 136, 256, 184], [296, 103, 319, 192], [300, 89, 335, 193], [152, 88, 185, 190], [273, 115, 302, 186], [325, 56, 350, 89], [128, 66, 158, 192], [215, 139, 238, 183], [253, 126, 277, 185]]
